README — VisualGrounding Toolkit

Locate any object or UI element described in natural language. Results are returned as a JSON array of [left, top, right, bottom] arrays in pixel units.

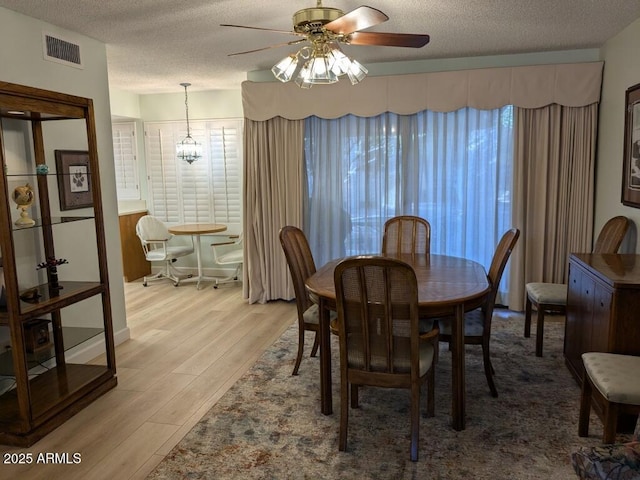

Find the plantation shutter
[[209, 123, 241, 224], [112, 122, 139, 200], [144, 119, 243, 228]]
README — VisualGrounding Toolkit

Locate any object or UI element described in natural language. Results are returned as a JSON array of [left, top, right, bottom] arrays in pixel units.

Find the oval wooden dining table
[[305, 253, 491, 431]]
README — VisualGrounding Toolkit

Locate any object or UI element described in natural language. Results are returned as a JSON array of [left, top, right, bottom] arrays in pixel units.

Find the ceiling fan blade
[[324, 6, 389, 35], [220, 24, 305, 37], [348, 31, 430, 48], [227, 39, 307, 57]]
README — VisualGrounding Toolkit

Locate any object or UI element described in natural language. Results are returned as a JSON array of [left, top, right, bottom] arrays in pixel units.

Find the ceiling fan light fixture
[[274, 42, 362, 88], [176, 83, 202, 164]]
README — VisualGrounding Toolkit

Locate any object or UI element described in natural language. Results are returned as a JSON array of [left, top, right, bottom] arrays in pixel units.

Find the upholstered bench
[[571, 416, 640, 479]]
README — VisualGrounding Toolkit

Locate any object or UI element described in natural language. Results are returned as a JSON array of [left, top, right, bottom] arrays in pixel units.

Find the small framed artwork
[[622, 82, 640, 208], [55, 150, 92, 210]]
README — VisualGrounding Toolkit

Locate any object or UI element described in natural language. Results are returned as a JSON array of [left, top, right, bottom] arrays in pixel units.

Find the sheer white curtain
[[305, 106, 515, 304]]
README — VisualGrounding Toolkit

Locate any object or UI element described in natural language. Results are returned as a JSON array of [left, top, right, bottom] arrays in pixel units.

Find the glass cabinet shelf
[[12, 216, 94, 231], [0, 281, 104, 322], [0, 326, 104, 376]]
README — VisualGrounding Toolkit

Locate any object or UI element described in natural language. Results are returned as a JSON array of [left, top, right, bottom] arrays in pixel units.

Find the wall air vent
[[42, 32, 83, 69]]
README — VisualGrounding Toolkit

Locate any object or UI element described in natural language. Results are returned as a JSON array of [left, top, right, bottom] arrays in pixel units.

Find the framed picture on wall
[[55, 150, 92, 210], [622, 82, 640, 208]]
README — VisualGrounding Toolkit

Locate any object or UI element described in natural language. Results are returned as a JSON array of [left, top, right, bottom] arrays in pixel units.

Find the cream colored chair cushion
[[582, 352, 640, 405], [302, 304, 321, 325], [526, 282, 567, 305]]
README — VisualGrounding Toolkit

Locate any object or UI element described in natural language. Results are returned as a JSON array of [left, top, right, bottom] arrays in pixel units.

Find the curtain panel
[[242, 62, 603, 120], [243, 117, 305, 303], [242, 62, 603, 306], [509, 103, 598, 310]]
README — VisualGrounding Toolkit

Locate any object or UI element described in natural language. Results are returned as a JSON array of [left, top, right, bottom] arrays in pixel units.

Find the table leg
[[319, 298, 333, 415], [451, 303, 466, 430], [193, 235, 204, 289]]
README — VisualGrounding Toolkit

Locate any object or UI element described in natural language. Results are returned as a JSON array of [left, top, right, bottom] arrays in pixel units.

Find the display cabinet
[[0, 81, 116, 446]]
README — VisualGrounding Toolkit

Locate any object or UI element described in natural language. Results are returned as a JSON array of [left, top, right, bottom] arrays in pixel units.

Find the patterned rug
[[147, 311, 615, 480]]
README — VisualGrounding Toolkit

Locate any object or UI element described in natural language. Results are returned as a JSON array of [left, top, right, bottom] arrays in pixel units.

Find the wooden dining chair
[[334, 256, 439, 462], [439, 228, 520, 397], [524, 216, 629, 356], [279, 225, 324, 376], [382, 215, 431, 255]]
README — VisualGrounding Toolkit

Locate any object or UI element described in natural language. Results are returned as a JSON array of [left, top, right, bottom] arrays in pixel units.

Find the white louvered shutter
[[112, 122, 139, 200], [144, 119, 243, 228], [209, 122, 242, 226]]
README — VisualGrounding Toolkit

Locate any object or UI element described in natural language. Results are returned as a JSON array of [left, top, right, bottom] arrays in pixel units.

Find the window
[[143, 119, 243, 229], [304, 106, 514, 300], [112, 122, 140, 200]]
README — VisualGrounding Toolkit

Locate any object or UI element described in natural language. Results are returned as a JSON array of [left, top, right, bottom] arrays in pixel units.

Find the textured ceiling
[[1, 0, 639, 94]]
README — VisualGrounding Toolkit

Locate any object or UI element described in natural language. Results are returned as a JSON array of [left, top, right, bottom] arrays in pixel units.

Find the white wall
[[0, 7, 129, 347], [596, 17, 640, 253]]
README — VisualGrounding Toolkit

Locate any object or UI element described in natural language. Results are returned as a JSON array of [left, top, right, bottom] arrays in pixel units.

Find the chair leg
[[213, 263, 242, 288], [310, 331, 319, 357], [410, 382, 420, 462], [291, 324, 305, 376], [578, 373, 592, 437], [426, 365, 435, 417], [482, 339, 498, 397], [143, 260, 183, 286], [602, 402, 619, 444], [350, 384, 359, 408], [339, 377, 349, 452], [535, 307, 545, 357], [524, 296, 532, 338]]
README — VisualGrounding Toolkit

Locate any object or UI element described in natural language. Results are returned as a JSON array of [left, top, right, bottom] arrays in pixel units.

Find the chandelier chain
[[182, 83, 192, 136]]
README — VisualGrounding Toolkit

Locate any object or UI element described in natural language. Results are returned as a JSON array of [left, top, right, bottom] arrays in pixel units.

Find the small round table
[[168, 223, 227, 289]]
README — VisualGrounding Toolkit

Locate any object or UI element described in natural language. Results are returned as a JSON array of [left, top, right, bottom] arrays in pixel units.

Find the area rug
[[148, 311, 618, 480]]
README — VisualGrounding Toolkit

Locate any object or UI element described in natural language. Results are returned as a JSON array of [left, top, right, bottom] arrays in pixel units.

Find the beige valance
[[242, 61, 604, 121]]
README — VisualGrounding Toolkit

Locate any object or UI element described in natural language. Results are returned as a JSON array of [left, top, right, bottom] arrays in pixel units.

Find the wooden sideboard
[[564, 253, 640, 384], [119, 210, 151, 282]]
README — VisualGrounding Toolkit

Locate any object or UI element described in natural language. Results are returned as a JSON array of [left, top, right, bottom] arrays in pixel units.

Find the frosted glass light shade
[[272, 55, 299, 82], [346, 59, 368, 85]]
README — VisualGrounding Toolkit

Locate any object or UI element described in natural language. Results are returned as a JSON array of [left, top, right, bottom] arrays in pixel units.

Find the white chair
[[211, 234, 243, 288], [135, 215, 194, 287]]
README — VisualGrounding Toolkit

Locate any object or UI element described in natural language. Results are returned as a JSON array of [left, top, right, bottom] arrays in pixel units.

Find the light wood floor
[[2, 279, 296, 480]]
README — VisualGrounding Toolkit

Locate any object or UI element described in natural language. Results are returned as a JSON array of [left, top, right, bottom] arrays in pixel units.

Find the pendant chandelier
[[176, 82, 202, 164]]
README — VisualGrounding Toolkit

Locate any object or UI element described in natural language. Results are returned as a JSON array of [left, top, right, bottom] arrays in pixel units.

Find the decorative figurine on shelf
[[12, 183, 35, 227], [36, 257, 68, 292]]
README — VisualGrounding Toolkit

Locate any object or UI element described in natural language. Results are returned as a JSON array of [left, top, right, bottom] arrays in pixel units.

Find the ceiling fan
[[221, 1, 430, 88]]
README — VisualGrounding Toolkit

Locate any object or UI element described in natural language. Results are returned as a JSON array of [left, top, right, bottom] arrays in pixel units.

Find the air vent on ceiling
[[42, 32, 83, 69]]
